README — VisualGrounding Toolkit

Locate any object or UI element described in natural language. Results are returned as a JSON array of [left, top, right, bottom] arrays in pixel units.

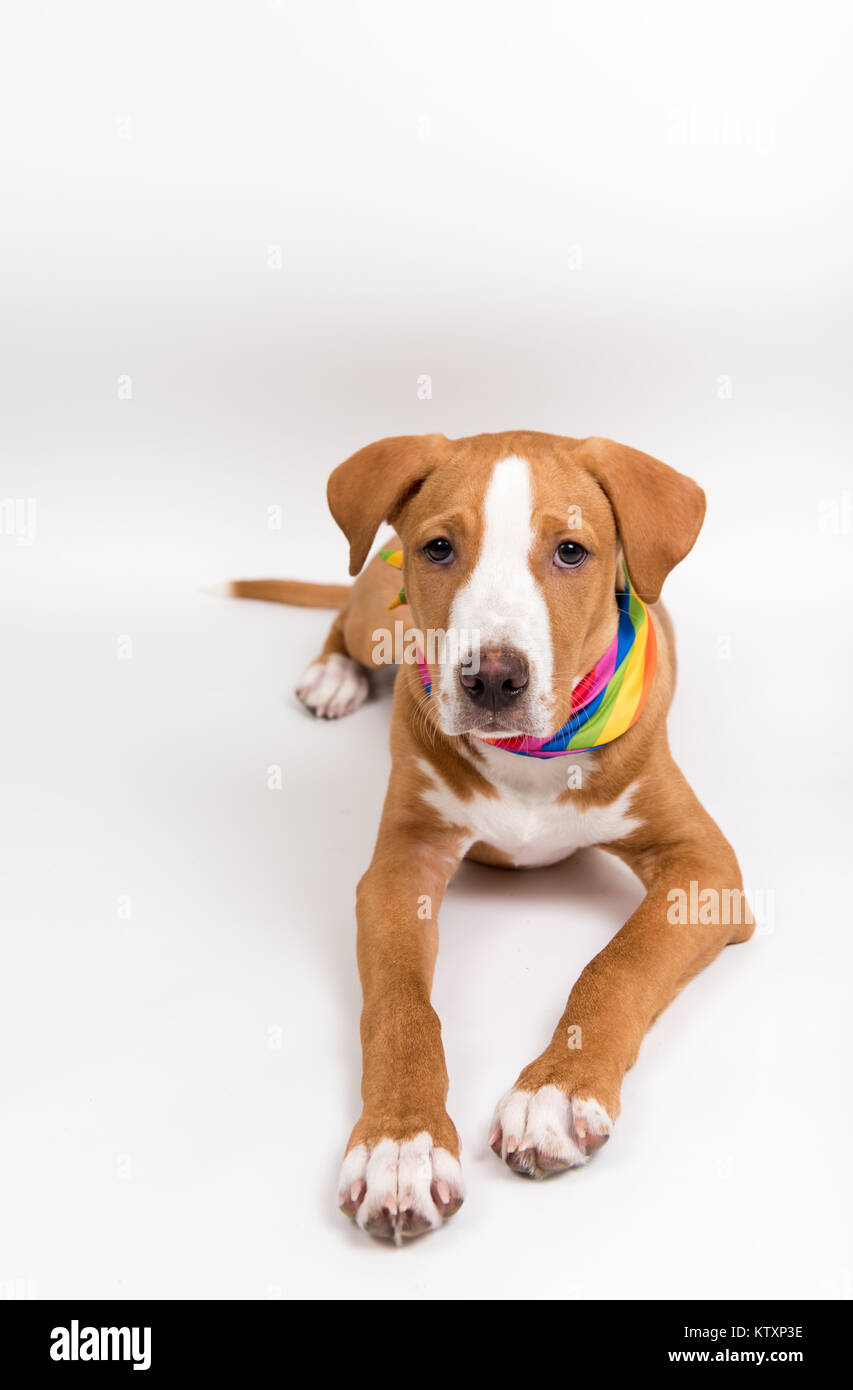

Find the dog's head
[[328, 431, 705, 739]]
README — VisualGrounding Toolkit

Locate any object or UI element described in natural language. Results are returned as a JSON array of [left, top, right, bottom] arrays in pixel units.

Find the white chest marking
[[416, 755, 642, 868]]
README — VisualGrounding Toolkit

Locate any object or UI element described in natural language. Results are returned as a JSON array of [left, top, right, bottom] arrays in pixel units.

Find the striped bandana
[[380, 548, 657, 759]]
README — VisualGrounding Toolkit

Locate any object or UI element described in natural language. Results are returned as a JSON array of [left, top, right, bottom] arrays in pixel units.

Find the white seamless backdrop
[[1, 0, 851, 1299]]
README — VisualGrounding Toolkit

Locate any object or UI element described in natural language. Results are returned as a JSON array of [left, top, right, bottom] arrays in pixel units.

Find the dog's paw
[[296, 653, 369, 719], [489, 1084, 612, 1178], [338, 1132, 464, 1243]]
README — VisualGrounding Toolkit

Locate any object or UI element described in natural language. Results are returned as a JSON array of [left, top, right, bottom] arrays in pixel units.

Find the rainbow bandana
[[380, 548, 657, 759], [379, 547, 406, 608]]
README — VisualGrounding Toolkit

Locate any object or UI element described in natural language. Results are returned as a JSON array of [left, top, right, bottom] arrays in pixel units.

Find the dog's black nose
[[459, 647, 529, 709]]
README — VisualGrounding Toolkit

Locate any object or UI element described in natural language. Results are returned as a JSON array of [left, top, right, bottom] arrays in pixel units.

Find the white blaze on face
[[437, 455, 554, 734]]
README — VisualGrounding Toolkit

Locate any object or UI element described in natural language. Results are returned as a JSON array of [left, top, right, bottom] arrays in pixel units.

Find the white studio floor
[[2, 489, 851, 1298]]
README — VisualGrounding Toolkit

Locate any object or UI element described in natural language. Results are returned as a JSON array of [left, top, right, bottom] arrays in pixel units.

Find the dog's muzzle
[[459, 646, 529, 712]]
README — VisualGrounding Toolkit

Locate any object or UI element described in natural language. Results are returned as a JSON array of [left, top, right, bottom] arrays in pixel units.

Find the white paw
[[338, 1133, 464, 1243], [489, 1084, 612, 1178], [296, 653, 369, 719]]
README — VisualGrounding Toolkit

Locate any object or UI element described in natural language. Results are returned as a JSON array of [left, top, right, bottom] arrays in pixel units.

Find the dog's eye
[[423, 537, 454, 563], [555, 541, 587, 569]]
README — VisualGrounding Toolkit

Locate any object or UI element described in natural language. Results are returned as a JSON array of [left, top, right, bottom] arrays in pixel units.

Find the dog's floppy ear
[[580, 437, 706, 603], [327, 434, 449, 575]]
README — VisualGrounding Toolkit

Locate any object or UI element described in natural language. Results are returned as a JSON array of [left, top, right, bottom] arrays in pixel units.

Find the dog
[[229, 430, 752, 1242]]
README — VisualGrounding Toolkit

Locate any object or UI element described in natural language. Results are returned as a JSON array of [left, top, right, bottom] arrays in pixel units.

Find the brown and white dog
[[230, 430, 752, 1242]]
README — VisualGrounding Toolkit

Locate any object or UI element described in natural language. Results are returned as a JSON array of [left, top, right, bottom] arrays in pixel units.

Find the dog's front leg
[[491, 771, 754, 1177], [338, 775, 469, 1241]]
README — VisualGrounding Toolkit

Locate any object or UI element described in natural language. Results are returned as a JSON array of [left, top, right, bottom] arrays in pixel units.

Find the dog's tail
[[223, 579, 351, 609]]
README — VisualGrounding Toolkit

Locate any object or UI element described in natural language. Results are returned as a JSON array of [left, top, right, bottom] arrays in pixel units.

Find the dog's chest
[[417, 752, 642, 868]]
